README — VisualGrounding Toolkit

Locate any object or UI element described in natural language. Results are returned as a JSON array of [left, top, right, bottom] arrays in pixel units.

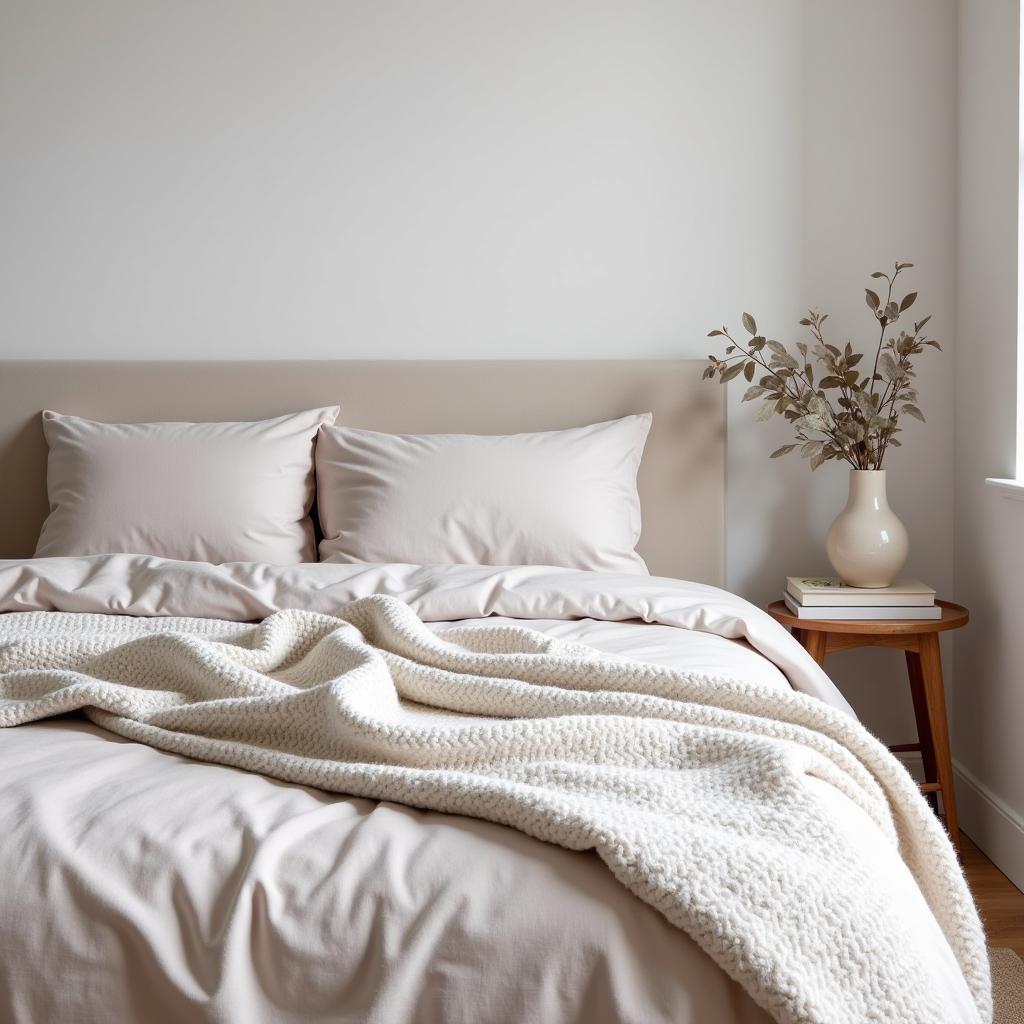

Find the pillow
[[35, 407, 339, 564], [315, 415, 651, 573]]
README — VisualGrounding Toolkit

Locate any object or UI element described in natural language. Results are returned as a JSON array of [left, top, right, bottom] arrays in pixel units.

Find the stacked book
[[784, 576, 940, 620]]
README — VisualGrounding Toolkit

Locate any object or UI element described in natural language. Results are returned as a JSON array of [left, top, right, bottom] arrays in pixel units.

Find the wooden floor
[[962, 832, 1024, 955]]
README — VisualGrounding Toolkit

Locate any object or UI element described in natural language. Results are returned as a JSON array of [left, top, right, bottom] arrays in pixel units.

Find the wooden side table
[[765, 599, 969, 853]]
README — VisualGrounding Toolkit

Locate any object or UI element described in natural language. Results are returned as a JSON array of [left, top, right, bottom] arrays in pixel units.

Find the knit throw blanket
[[0, 597, 989, 1024]]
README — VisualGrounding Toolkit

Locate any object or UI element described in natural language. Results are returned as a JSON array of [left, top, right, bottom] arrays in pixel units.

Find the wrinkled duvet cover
[[0, 557, 983, 1024]]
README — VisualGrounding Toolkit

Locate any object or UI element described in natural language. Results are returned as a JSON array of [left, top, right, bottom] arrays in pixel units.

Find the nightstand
[[765, 599, 969, 853]]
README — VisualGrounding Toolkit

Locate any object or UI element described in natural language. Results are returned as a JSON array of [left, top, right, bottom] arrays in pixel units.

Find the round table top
[[765, 599, 969, 635]]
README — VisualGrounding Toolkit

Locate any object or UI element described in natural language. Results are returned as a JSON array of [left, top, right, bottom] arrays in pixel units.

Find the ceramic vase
[[825, 469, 908, 588]]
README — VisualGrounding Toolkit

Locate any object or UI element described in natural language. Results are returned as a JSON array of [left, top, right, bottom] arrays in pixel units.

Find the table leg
[[801, 630, 828, 667], [917, 633, 960, 853], [906, 647, 939, 812]]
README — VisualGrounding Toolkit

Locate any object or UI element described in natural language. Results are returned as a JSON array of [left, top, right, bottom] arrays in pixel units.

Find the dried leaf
[[742, 312, 757, 335], [719, 361, 745, 383], [808, 394, 829, 418], [865, 289, 880, 311], [743, 360, 755, 382], [900, 291, 917, 312], [770, 444, 797, 458], [854, 390, 876, 418], [796, 414, 829, 433], [707, 329, 724, 337], [901, 403, 926, 422], [742, 385, 766, 402]]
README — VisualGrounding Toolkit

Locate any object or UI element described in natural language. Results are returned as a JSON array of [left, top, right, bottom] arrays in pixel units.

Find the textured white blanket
[[0, 597, 989, 1024]]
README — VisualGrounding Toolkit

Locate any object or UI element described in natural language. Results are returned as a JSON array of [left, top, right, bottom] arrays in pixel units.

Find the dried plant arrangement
[[703, 262, 940, 470]]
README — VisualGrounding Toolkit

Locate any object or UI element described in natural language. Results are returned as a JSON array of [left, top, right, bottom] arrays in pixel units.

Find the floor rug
[[991, 947, 1024, 1023]]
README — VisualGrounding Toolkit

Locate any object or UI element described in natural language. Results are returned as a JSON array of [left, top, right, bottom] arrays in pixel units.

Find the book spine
[[785, 584, 935, 608], [782, 595, 942, 620]]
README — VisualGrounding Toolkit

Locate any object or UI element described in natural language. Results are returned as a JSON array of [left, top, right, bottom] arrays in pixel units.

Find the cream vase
[[825, 469, 908, 588]]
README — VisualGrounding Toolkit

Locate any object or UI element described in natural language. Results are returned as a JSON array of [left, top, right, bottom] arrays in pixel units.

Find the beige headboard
[[0, 360, 725, 585]]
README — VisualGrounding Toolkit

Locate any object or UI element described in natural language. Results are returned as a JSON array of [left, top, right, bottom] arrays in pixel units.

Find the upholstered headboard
[[0, 361, 725, 585]]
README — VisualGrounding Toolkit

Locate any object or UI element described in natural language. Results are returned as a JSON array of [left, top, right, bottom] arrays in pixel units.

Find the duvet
[[0, 557, 989, 1024]]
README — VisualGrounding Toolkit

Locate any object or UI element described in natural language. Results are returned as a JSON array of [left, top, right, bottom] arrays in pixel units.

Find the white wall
[[955, 0, 1024, 888], [0, 0, 801, 362], [0, 1, 960, 743]]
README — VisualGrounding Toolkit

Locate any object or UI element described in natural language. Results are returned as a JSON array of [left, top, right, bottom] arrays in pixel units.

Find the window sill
[[985, 477, 1024, 500]]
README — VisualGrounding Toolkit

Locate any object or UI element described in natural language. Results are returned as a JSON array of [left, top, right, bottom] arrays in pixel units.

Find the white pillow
[[35, 407, 339, 564], [315, 415, 651, 573]]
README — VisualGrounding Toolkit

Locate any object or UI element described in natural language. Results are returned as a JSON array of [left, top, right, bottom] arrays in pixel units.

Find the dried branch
[[703, 262, 937, 472]]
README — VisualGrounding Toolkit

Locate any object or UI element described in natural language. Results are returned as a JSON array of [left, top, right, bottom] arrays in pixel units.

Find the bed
[[0, 361, 990, 1024]]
